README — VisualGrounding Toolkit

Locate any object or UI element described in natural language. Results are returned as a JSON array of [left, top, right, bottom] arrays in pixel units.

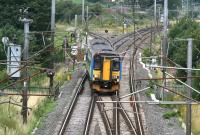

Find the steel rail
[[88, 32, 113, 47], [118, 102, 138, 135], [114, 26, 160, 135], [114, 26, 156, 51], [114, 29, 150, 51], [111, 96, 137, 135], [130, 56, 144, 135], [112, 28, 149, 46], [130, 96, 144, 135], [58, 72, 87, 135], [116, 28, 153, 66], [112, 92, 120, 135], [95, 101, 199, 104], [83, 94, 96, 135], [135, 76, 200, 81], [96, 96, 113, 135], [129, 39, 146, 135]]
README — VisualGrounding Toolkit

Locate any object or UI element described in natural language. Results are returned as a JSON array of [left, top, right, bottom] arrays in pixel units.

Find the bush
[[143, 48, 151, 57], [163, 110, 180, 119], [33, 98, 55, 120], [168, 18, 200, 100]]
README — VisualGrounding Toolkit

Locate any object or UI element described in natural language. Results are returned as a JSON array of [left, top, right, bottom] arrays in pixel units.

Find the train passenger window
[[94, 60, 101, 69], [112, 61, 120, 71]]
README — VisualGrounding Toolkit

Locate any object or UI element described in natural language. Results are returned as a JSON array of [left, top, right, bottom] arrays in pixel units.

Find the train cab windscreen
[[112, 58, 120, 71], [94, 57, 101, 70]]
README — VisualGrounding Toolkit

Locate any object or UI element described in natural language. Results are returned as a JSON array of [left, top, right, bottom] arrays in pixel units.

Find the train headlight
[[94, 74, 99, 78], [93, 74, 100, 80], [112, 76, 118, 79]]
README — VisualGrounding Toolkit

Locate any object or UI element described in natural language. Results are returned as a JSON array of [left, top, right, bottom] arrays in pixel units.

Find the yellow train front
[[86, 39, 122, 93]]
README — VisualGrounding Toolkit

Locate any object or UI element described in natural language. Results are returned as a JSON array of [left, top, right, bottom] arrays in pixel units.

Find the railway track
[[96, 96, 113, 135], [116, 98, 137, 135], [112, 28, 149, 50], [129, 50, 145, 135], [83, 95, 96, 135], [96, 94, 138, 135], [56, 27, 159, 135], [113, 28, 154, 54], [89, 28, 152, 135], [58, 72, 90, 135], [111, 94, 138, 135], [112, 27, 157, 135]]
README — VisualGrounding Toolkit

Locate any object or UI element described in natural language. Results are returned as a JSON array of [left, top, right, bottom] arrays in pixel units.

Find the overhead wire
[[155, 83, 198, 103], [0, 70, 42, 91]]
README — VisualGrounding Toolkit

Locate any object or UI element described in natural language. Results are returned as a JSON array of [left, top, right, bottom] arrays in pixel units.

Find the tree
[[56, 0, 81, 22], [0, 0, 51, 67], [168, 0, 181, 9], [168, 18, 200, 100], [0, 0, 51, 31], [90, 3, 102, 15], [0, 24, 23, 69], [87, 0, 102, 3], [168, 0, 181, 19], [138, 0, 154, 9]]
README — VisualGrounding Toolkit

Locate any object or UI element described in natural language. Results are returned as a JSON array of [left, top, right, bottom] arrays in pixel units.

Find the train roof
[[89, 38, 118, 56]]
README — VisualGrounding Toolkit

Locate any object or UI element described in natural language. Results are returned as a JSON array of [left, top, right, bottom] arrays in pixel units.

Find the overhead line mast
[[50, 0, 55, 65], [20, 8, 32, 124], [49, 0, 56, 95], [162, 0, 168, 100]]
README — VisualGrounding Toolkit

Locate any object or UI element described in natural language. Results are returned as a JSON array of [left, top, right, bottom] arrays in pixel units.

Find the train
[[85, 38, 122, 93]]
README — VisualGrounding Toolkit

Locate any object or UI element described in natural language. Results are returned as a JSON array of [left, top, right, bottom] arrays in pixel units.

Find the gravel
[[64, 81, 91, 135], [135, 52, 185, 135], [33, 31, 185, 135], [33, 69, 84, 135], [118, 32, 185, 135]]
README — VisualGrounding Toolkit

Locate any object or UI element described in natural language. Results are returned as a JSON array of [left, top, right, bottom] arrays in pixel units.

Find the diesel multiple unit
[[86, 38, 122, 93]]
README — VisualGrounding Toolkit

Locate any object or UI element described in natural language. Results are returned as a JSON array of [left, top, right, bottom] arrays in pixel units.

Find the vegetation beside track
[[0, 62, 68, 135], [0, 97, 55, 135], [141, 18, 200, 134]]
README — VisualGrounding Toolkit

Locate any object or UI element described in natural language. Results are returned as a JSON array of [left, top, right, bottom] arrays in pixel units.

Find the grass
[[55, 23, 77, 52], [0, 70, 10, 88], [163, 110, 180, 119], [179, 105, 200, 135], [0, 58, 70, 135], [145, 88, 154, 97], [57, 0, 81, 4], [30, 98, 56, 131], [0, 104, 21, 135], [0, 21, 78, 135], [0, 96, 55, 135], [72, 0, 82, 4], [30, 71, 49, 92], [55, 65, 68, 85]]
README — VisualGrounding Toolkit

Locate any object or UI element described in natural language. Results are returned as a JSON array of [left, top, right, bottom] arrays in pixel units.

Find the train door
[[102, 58, 111, 81]]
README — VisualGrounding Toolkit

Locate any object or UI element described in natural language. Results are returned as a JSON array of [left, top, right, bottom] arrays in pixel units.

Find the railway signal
[[71, 45, 78, 70], [46, 69, 55, 95], [71, 45, 78, 56]]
